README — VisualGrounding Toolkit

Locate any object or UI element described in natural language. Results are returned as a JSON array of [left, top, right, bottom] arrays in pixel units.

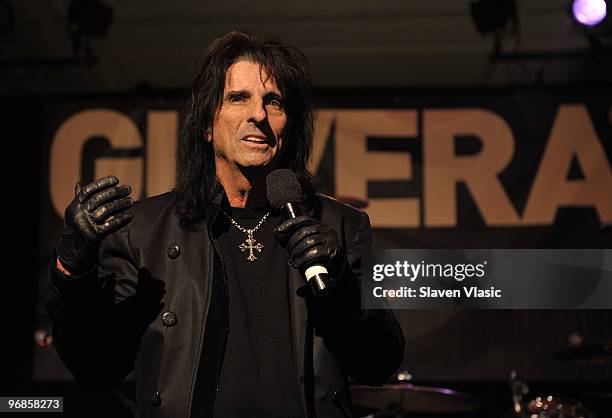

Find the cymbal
[[554, 342, 612, 365], [350, 383, 484, 413]]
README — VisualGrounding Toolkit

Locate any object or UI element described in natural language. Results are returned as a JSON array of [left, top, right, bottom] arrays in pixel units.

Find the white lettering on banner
[[310, 111, 334, 174], [523, 104, 612, 225], [50, 106, 612, 227], [335, 110, 420, 228], [146, 111, 178, 196], [423, 109, 520, 227], [50, 109, 143, 218], [323, 106, 610, 228]]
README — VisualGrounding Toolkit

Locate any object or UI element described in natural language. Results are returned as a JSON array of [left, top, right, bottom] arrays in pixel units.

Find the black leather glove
[[276, 215, 358, 336], [274, 215, 346, 279], [56, 175, 134, 275]]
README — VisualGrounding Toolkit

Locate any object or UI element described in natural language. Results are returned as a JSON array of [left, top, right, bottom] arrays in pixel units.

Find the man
[[47, 30, 404, 418]]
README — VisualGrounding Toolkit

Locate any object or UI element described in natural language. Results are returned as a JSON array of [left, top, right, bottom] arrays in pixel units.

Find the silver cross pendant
[[239, 229, 264, 261]]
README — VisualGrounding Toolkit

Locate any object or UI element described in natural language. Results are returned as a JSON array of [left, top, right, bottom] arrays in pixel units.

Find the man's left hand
[[274, 215, 345, 278]]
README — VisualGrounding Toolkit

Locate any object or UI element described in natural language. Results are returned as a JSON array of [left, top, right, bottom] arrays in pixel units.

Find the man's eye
[[266, 98, 283, 108], [228, 95, 246, 102]]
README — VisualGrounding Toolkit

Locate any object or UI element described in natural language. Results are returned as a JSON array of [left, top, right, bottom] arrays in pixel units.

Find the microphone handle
[[281, 202, 328, 294], [282, 202, 301, 220]]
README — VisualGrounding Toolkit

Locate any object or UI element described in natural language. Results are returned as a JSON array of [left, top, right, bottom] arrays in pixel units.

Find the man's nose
[[247, 99, 268, 124]]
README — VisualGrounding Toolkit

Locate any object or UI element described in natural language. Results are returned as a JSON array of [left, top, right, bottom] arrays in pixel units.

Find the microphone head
[[266, 169, 303, 211]]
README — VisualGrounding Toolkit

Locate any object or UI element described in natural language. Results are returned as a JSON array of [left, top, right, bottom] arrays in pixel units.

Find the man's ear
[[206, 129, 212, 143]]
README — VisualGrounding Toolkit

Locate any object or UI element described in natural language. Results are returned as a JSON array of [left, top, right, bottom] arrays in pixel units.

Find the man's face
[[209, 60, 287, 174]]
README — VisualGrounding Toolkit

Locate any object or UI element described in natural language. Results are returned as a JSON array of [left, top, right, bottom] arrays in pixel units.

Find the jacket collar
[[189, 181, 227, 233]]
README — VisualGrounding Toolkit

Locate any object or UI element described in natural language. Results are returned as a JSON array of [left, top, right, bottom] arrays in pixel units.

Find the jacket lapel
[[288, 266, 309, 417], [287, 194, 321, 418]]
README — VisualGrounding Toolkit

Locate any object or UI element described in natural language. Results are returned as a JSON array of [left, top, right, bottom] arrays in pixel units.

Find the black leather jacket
[[47, 190, 405, 418]]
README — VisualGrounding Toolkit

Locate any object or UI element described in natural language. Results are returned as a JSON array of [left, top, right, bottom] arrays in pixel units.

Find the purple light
[[572, 0, 607, 26]]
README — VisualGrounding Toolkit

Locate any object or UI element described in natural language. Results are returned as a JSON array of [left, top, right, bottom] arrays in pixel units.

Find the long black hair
[[174, 30, 316, 228]]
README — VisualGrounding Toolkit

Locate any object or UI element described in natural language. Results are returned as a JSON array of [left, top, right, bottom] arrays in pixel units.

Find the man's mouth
[[242, 136, 268, 144]]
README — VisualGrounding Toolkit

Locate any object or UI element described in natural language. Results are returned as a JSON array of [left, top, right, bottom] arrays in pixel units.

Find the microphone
[[266, 169, 328, 293]]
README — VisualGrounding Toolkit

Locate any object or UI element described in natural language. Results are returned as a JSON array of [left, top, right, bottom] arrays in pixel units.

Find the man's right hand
[[56, 175, 134, 275]]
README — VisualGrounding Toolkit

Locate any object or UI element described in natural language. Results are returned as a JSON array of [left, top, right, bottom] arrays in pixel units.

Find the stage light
[[572, 0, 608, 27], [67, 0, 113, 60], [470, 0, 517, 36]]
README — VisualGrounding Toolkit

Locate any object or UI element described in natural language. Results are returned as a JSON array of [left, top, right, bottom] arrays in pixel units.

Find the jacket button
[[332, 389, 341, 401], [167, 244, 181, 259], [161, 311, 177, 327], [151, 391, 161, 406]]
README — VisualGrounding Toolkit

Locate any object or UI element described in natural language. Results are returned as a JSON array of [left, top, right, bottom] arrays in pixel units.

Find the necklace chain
[[221, 209, 270, 235]]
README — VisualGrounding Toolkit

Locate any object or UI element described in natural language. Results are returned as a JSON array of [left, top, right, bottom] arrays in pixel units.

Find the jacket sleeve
[[309, 211, 405, 385], [45, 224, 151, 388]]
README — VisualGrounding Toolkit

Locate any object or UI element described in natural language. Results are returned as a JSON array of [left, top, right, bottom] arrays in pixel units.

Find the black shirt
[[211, 205, 304, 418]]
